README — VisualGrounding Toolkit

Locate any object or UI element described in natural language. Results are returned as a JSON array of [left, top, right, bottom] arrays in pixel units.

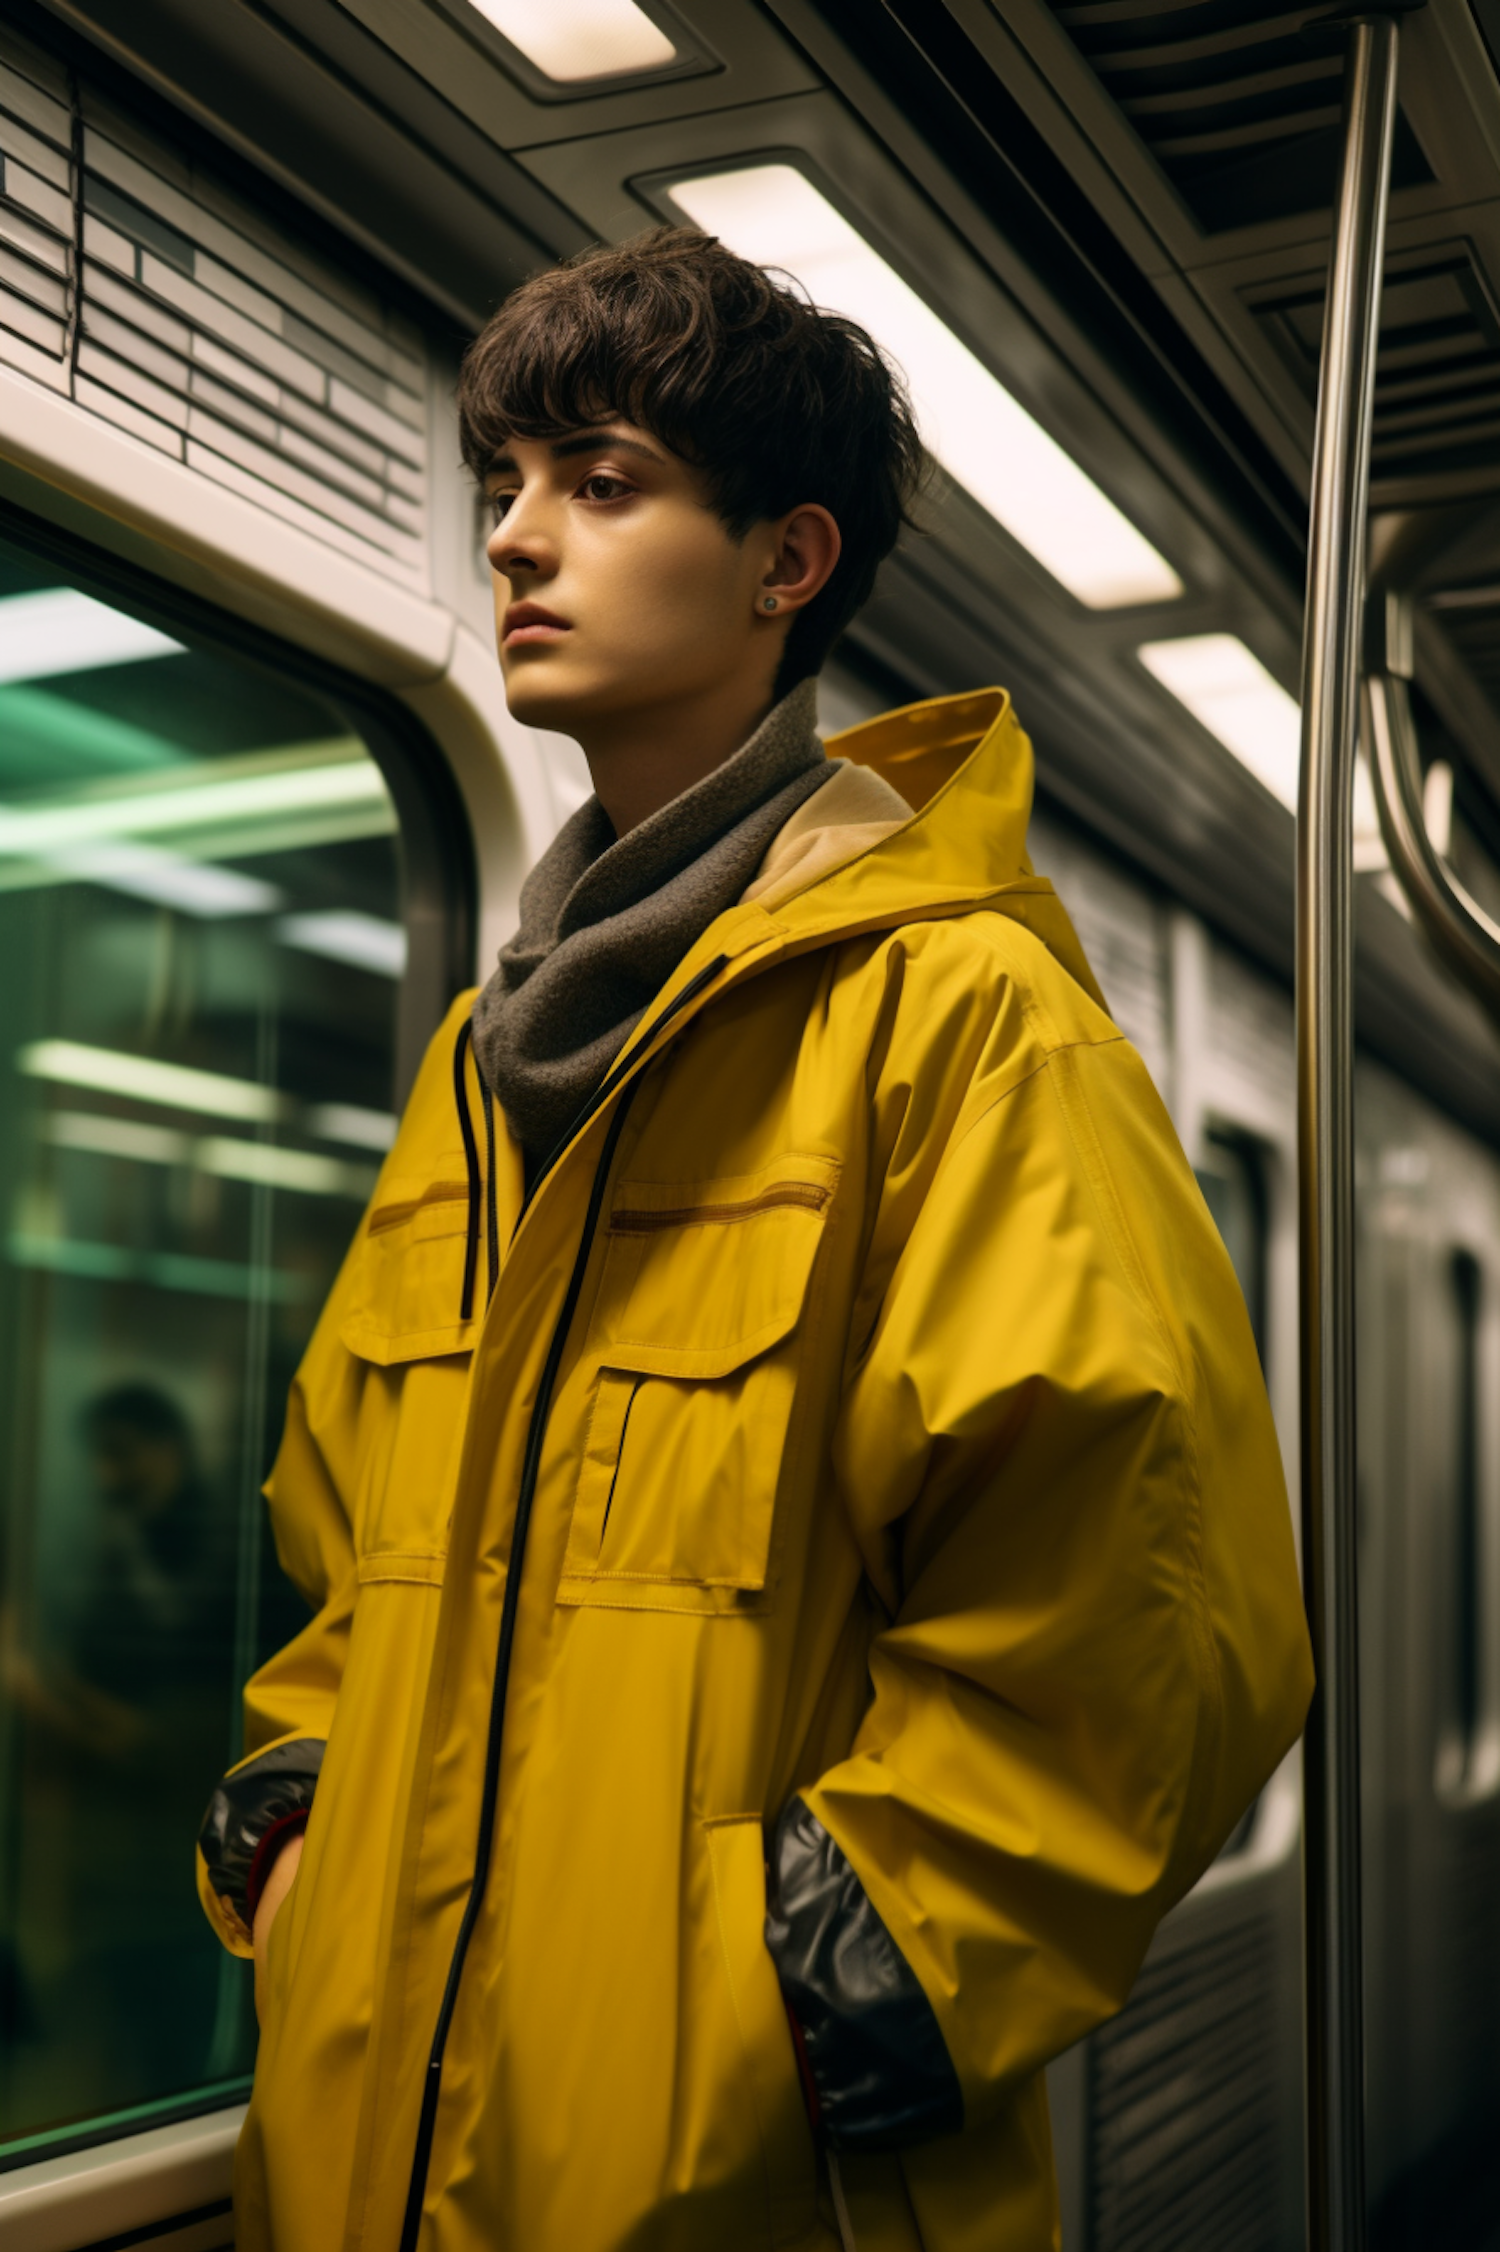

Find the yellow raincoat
[[201, 688, 1313, 2251]]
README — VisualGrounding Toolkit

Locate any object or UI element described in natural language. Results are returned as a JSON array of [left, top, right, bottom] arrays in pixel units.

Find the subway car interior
[[0, 0, 1499, 2247]]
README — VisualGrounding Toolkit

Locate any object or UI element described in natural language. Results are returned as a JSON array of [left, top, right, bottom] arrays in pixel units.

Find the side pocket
[[705, 1817, 819, 2247]]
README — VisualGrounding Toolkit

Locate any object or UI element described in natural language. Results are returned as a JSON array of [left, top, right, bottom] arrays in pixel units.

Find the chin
[[502, 665, 588, 733]]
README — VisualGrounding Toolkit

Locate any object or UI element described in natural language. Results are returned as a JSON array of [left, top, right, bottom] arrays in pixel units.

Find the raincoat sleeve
[[196, 1243, 365, 1958], [767, 935, 1313, 2148]]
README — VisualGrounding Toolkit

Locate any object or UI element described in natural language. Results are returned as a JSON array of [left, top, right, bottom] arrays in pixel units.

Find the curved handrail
[[1364, 657, 1500, 1017]]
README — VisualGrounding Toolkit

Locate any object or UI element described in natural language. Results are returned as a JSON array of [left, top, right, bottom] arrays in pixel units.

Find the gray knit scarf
[[472, 677, 832, 1170]]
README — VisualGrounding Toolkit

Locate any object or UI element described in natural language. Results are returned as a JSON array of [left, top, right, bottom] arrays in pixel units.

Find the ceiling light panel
[[1139, 636, 1303, 811], [25, 1055, 397, 1152], [0, 588, 184, 685], [198, 1137, 376, 1198], [670, 166, 1182, 610], [17, 1039, 285, 1123], [48, 1110, 190, 1166], [43, 1111, 373, 1198], [276, 909, 408, 978], [46, 840, 282, 917], [464, 0, 675, 81], [306, 1101, 398, 1151], [0, 754, 387, 859]]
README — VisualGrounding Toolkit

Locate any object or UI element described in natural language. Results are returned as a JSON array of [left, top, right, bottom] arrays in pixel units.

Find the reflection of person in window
[[83, 1387, 233, 2095], [198, 231, 1314, 2252], [5, 1386, 231, 2108], [75, 1385, 227, 1718], [1, 1387, 221, 1752]]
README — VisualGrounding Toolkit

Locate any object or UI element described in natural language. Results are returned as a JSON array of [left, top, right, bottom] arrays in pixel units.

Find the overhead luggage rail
[[1296, 10, 1419, 2252], [1364, 595, 1500, 1017]]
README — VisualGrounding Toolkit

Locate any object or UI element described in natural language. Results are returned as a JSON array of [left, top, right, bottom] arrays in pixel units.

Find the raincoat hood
[[695, 686, 1107, 1007]]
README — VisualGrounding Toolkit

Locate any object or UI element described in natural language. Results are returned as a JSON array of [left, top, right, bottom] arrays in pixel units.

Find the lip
[[503, 601, 571, 647]]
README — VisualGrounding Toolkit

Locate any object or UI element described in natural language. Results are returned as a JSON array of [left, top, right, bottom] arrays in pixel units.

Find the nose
[[486, 485, 556, 583], [492, 536, 539, 578]]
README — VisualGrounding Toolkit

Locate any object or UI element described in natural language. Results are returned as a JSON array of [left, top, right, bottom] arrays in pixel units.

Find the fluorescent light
[[0, 589, 184, 684], [308, 1101, 397, 1151], [17, 1039, 285, 1123], [670, 166, 1182, 610], [48, 1110, 189, 1165], [198, 1138, 377, 1199], [47, 840, 283, 917], [277, 910, 407, 978], [7, 1231, 304, 1301], [0, 684, 189, 776], [0, 755, 386, 858], [1139, 635, 1303, 810], [43, 1109, 375, 1198], [467, 0, 676, 79]]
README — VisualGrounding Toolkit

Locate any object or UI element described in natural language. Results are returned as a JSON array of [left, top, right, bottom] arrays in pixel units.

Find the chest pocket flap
[[559, 1154, 840, 1616], [339, 1166, 476, 1366]]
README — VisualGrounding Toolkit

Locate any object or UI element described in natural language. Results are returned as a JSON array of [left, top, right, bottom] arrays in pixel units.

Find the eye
[[487, 491, 516, 524], [580, 472, 632, 503]]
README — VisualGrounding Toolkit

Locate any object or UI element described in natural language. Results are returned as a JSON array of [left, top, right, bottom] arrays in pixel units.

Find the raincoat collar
[[661, 686, 1109, 1013], [497, 688, 1110, 1246]]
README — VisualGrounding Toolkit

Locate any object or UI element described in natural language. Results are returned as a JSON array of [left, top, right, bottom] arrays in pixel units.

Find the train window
[[1194, 1127, 1269, 1366], [1446, 1249, 1484, 1787], [0, 532, 438, 2166], [1194, 1129, 1271, 1862]]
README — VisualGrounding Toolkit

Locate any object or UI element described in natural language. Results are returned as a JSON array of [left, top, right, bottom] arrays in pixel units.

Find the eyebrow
[[485, 430, 666, 477]]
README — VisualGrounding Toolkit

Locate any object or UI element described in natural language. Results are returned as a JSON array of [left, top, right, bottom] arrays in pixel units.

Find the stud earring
[[762, 595, 779, 612]]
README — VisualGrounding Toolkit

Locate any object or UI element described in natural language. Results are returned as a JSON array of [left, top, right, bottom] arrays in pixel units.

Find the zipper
[[397, 953, 728, 2247], [397, 1084, 636, 2250], [516, 953, 731, 1232]]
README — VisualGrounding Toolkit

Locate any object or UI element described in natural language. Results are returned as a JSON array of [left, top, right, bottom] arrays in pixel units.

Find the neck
[[580, 673, 782, 836]]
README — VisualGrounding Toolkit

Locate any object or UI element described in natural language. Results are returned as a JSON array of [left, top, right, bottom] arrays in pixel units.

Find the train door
[[0, 538, 472, 2244], [1356, 1070, 1500, 2246]]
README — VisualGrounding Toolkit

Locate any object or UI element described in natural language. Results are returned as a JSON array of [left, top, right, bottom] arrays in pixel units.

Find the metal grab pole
[[1297, 15, 1401, 2252]]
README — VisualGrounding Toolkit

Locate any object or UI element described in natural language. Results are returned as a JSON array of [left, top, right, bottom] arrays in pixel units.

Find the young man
[[198, 230, 1312, 2252]]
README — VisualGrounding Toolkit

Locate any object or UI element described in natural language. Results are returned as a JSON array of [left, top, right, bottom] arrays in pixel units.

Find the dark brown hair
[[457, 225, 923, 690]]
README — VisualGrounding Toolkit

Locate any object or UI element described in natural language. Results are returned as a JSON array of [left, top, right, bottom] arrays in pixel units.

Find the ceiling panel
[[1047, 0, 1433, 234]]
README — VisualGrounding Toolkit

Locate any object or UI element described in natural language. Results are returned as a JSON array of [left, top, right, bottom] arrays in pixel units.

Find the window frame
[[0, 495, 477, 1106], [1191, 1115, 1303, 1890], [0, 499, 476, 2174], [1195, 1122, 1271, 1370], [1433, 1238, 1500, 1807]]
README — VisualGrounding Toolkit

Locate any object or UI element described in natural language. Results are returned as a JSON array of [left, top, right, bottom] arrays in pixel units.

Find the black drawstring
[[455, 951, 734, 1319], [453, 1020, 482, 1323], [483, 1071, 499, 1304]]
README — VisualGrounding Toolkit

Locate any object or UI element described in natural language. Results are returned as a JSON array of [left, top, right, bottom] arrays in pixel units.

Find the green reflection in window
[[0, 537, 405, 2160]]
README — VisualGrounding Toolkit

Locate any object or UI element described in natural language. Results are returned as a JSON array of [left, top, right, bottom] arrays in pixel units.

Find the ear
[[757, 504, 841, 617]]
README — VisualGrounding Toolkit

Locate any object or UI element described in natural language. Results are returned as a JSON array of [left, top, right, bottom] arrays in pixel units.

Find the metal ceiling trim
[[22, 0, 589, 327]]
